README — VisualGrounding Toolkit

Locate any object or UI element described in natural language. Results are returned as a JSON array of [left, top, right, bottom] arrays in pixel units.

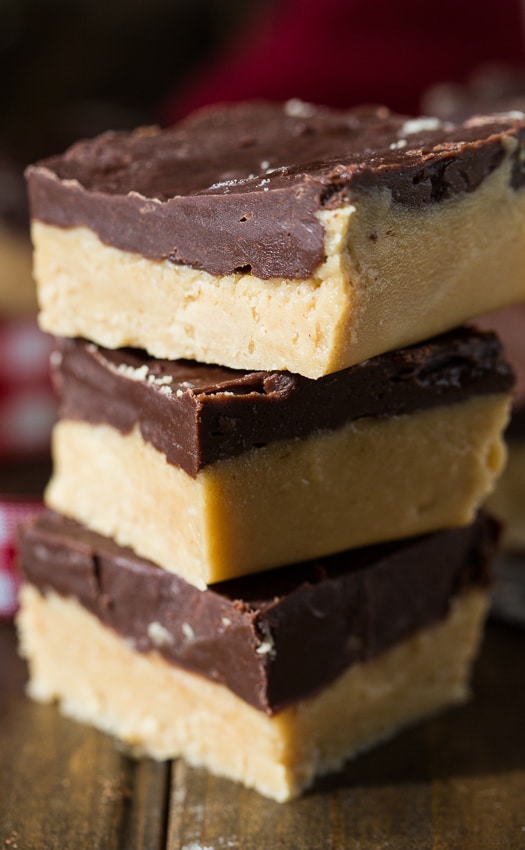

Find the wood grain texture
[[0, 624, 169, 850], [1, 620, 525, 849]]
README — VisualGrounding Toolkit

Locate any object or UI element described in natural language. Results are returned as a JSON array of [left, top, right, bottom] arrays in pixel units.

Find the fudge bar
[[27, 101, 525, 378], [45, 327, 512, 587], [17, 509, 497, 802]]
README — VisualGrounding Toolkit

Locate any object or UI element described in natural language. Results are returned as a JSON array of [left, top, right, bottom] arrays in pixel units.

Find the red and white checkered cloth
[[0, 316, 55, 458], [0, 498, 42, 618], [0, 315, 54, 616]]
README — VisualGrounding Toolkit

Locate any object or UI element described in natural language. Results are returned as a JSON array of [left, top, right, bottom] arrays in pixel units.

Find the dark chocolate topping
[[18, 510, 498, 714], [51, 327, 514, 477], [26, 102, 525, 279]]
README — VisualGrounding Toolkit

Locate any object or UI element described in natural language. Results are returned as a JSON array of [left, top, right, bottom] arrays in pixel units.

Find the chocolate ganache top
[[26, 100, 525, 278], [19, 510, 498, 714], [51, 326, 514, 477]]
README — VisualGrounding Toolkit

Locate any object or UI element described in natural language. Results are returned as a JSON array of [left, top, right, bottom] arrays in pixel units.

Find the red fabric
[[0, 499, 42, 618], [0, 318, 55, 459], [165, 0, 525, 121], [0, 319, 52, 616]]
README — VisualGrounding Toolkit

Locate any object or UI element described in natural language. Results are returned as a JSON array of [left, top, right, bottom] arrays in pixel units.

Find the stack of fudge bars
[[16, 101, 525, 802]]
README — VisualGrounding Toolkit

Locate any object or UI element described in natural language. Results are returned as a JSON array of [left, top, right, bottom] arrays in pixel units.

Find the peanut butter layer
[[17, 510, 497, 714], [45, 393, 509, 586], [51, 328, 514, 477], [28, 103, 525, 376], [17, 584, 490, 801]]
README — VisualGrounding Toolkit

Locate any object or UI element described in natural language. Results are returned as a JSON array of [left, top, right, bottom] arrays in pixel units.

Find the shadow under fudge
[[18, 510, 498, 715]]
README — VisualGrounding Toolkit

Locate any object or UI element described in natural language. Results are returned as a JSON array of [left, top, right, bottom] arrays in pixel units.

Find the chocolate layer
[[18, 510, 498, 715], [26, 102, 525, 279], [51, 327, 514, 477]]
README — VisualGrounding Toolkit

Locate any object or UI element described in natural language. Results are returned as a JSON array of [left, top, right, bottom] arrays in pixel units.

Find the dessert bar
[[45, 327, 513, 586], [17, 510, 497, 801], [27, 102, 525, 378]]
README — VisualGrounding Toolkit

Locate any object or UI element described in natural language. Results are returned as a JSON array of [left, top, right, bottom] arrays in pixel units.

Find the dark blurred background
[[3, 0, 525, 188], [4, 0, 525, 165], [0, 0, 267, 163]]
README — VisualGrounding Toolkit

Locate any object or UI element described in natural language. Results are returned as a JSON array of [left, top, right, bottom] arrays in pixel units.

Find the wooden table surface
[[2, 460, 525, 848], [2, 614, 525, 850]]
